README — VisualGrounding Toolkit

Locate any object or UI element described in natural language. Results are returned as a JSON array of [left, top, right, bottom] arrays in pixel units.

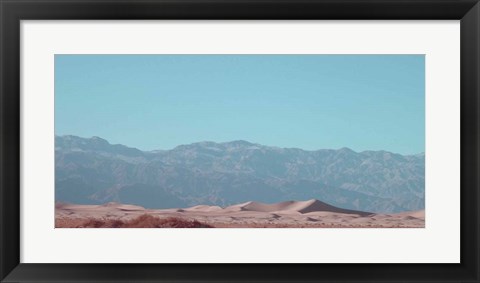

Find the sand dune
[[184, 205, 223, 212], [232, 199, 372, 216], [55, 200, 425, 228], [395, 210, 425, 219], [102, 203, 146, 211]]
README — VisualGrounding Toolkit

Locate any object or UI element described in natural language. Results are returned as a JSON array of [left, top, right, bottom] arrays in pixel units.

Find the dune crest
[[227, 199, 372, 216], [184, 205, 223, 212]]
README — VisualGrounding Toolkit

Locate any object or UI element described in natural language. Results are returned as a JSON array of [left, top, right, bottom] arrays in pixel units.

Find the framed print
[[0, 0, 479, 282]]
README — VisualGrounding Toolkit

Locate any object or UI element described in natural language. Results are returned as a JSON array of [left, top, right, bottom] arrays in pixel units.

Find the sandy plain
[[55, 199, 425, 228]]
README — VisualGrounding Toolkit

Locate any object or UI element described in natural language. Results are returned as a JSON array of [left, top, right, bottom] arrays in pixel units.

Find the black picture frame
[[1, 0, 479, 282]]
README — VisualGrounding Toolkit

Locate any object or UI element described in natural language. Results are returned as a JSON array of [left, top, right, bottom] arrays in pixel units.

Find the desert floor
[[55, 200, 425, 228]]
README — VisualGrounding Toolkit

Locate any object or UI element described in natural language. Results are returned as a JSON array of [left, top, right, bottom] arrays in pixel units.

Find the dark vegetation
[[56, 214, 213, 228]]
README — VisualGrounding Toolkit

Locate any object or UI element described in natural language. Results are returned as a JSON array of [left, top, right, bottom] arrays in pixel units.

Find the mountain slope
[[55, 135, 424, 213]]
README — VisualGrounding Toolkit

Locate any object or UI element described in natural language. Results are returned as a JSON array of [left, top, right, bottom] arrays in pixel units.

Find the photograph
[[2, 0, 478, 281], [54, 54, 425, 228]]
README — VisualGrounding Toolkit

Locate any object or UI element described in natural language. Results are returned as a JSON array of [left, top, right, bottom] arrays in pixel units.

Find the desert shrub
[[122, 215, 213, 228], [56, 214, 213, 228], [82, 218, 107, 228]]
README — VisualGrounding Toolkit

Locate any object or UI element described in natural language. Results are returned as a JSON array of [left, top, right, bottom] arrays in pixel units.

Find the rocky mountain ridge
[[55, 135, 425, 213]]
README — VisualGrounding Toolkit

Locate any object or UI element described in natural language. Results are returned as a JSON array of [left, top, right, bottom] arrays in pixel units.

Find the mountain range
[[55, 135, 425, 213]]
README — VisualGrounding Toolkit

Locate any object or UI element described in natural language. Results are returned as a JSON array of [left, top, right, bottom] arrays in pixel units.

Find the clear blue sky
[[55, 54, 424, 154]]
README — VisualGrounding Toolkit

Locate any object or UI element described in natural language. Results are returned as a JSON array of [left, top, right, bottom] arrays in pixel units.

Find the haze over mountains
[[55, 135, 425, 213]]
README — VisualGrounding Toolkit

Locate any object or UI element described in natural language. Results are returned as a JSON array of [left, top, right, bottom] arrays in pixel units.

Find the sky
[[55, 54, 424, 154]]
